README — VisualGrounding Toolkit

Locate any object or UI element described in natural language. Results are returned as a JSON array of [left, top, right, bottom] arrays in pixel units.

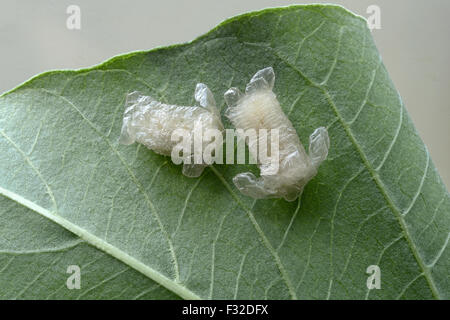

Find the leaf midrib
[[0, 185, 199, 300]]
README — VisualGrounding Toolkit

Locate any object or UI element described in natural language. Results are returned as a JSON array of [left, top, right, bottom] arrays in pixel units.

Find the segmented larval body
[[224, 67, 330, 201], [120, 83, 223, 177]]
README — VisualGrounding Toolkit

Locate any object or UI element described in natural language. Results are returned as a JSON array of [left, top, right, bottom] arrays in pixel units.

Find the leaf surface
[[0, 4, 448, 299]]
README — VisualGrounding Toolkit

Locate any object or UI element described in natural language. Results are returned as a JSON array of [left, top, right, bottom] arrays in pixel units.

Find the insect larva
[[224, 67, 330, 201], [119, 83, 224, 177]]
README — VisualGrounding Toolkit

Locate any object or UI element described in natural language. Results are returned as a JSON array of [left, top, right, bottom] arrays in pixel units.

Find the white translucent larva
[[224, 67, 330, 201], [119, 83, 224, 178]]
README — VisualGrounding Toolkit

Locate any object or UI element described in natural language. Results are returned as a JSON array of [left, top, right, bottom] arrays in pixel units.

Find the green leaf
[[0, 4, 448, 299]]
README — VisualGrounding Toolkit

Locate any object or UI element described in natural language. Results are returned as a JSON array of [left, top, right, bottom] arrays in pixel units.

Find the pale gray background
[[1, 0, 449, 187]]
